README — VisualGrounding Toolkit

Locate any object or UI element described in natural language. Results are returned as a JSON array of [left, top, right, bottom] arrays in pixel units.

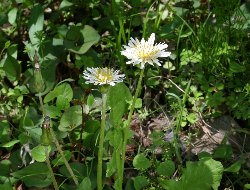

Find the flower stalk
[[118, 68, 144, 189], [45, 146, 59, 190], [50, 129, 79, 186], [97, 92, 108, 190]]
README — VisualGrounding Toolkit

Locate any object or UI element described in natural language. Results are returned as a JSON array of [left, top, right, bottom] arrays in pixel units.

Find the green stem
[[45, 146, 59, 190], [38, 92, 78, 186], [97, 93, 107, 190], [115, 148, 122, 190], [38, 92, 44, 115], [50, 129, 79, 186], [119, 69, 144, 189]]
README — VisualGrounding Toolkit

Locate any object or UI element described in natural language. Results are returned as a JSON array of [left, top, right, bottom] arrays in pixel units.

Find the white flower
[[83, 67, 125, 86], [121, 33, 171, 69]]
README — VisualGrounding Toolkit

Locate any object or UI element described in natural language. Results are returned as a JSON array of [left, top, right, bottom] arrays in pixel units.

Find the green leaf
[[213, 144, 232, 159], [1, 139, 20, 148], [28, 4, 44, 45], [0, 160, 11, 176], [59, 105, 82, 131], [56, 95, 70, 110], [44, 83, 73, 104], [106, 152, 116, 177], [8, 8, 18, 25], [108, 83, 132, 126], [31, 145, 50, 162], [187, 113, 198, 124], [156, 160, 175, 176], [11, 162, 51, 187], [52, 150, 72, 166], [59, 162, 87, 179], [64, 25, 100, 54], [3, 54, 21, 81], [229, 62, 246, 73], [133, 154, 151, 170], [134, 176, 149, 190], [201, 158, 224, 190], [59, 0, 73, 10], [106, 128, 123, 150], [0, 182, 12, 190], [224, 159, 244, 173], [160, 158, 223, 190], [85, 120, 100, 133], [0, 121, 11, 143], [43, 104, 61, 119], [77, 177, 92, 190], [245, 184, 250, 189], [87, 94, 95, 107]]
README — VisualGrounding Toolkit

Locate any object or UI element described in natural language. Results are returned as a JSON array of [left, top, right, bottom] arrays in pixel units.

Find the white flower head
[[83, 67, 125, 86], [121, 33, 171, 69]]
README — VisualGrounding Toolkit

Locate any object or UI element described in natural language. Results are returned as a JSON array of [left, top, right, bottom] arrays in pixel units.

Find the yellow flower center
[[96, 68, 113, 83], [137, 44, 159, 61]]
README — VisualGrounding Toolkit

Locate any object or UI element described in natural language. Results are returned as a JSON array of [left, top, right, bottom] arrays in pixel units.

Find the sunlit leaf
[[59, 105, 82, 131], [133, 154, 151, 170]]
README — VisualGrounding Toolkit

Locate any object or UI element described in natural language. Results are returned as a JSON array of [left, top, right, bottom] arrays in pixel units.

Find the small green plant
[[0, 0, 249, 189]]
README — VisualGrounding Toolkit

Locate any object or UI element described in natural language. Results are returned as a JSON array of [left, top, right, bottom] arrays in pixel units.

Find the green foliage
[[156, 160, 175, 177], [160, 158, 223, 190], [11, 162, 52, 188], [134, 176, 149, 190], [59, 105, 82, 131], [31, 145, 50, 162], [107, 82, 132, 126], [0, 0, 249, 189], [133, 154, 151, 170], [77, 177, 92, 190]]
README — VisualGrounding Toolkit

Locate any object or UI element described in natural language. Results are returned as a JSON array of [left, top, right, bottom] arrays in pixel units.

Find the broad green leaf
[[133, 154, 151, 170], [160, 158, 223, 190], [107, 83, 132, 126], [156, 160, 175, 176], [11, 162, 51, 188], [3, 54, 21, 81], [18, 133, 31, 144], [106, 129, 123, 149], [44, 83, 73, 104], [134, 176, 149, 190], [59, 105, 82, 131], [213, 144, 232, 159], [1, 139, 20, 148], [28, 4, 44, 45], [201, 158, 224, 190], [125, 179, 135, 190], [0, 160, 11, 176], [8, 8, 17, 25], [64, 25, 100, 54], [31, 145, 50, 162], [43, 104, 61, 119], [0, 182, 12, 190], [77, 177, 92, 190], [56, 95, 70, 110], [7, 44, 18, 58], [59, 0, 73, 9], [224, 159, 244, 173], [85, 120, 100, 133]]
